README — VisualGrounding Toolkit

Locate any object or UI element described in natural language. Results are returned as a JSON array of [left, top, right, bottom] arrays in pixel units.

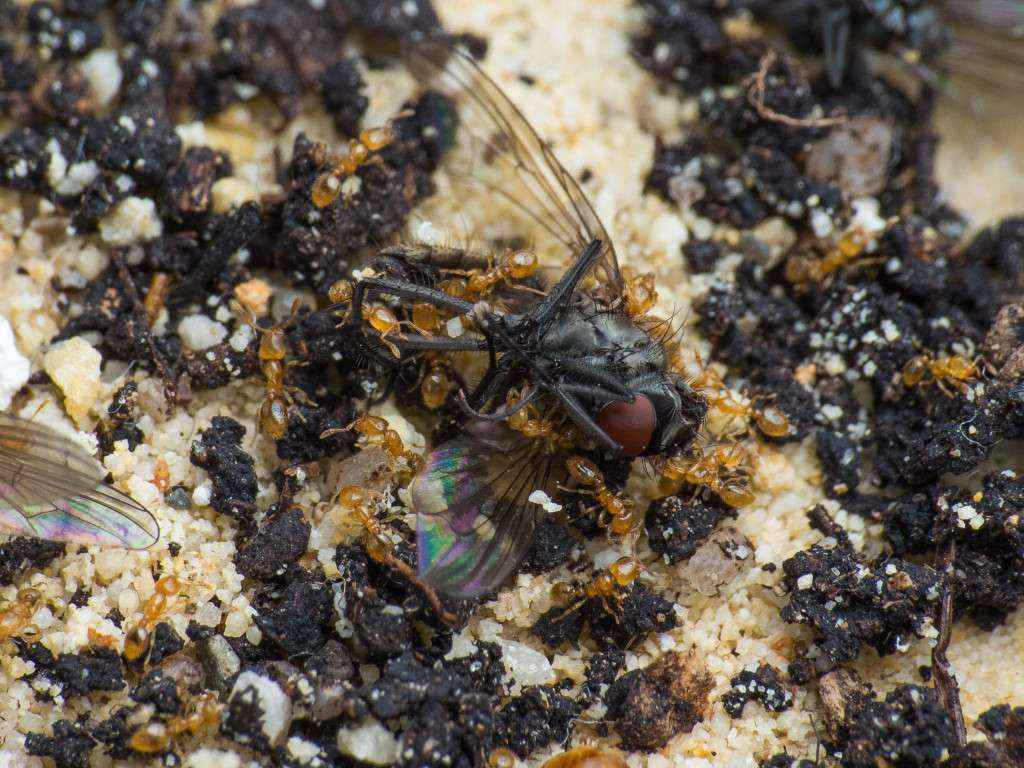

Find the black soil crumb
[[190, 416, 258, 529], [235, 506, 311, 580], [882, 470, 1024, 626], [645, 494, 736, 564], [20, 642, 126, 698], [780, 541, 940, 683], [495, 682, 580, 758], [722, 664, 793, 718], [605, 650, 712, 751], [843, 685, 957, 768], [531, 580, 677, 650], [0, 537, 64, 585], [25, 719, 98, 768]]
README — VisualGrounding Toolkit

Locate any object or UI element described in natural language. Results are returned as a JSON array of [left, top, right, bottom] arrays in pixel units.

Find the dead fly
[[326, 45, 706, 599], [0, 413, 158, 547]]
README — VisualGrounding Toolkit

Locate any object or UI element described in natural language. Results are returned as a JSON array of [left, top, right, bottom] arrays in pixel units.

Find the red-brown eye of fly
[[596, 395, 656, 456]]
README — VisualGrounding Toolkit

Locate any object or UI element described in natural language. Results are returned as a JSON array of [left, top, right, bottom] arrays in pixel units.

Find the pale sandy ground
[[0, 1, 1021, 766]]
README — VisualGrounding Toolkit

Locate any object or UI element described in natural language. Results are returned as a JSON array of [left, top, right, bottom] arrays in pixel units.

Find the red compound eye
[[596, 395, 656, 456]]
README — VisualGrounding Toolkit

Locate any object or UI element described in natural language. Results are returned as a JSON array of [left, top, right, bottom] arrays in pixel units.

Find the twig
[[746, 51, 848, 129], [932, 539, 967, 747]]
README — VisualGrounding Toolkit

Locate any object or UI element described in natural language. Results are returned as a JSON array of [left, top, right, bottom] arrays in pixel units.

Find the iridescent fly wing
[[413, 421, 564, 599], [408, 41, 623, 301], [0, 414, 159, 548]]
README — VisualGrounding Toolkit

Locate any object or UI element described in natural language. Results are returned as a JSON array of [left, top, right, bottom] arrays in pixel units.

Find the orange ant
[[659, 441, 757, 509], [326, 278, 408, 358], [234, 298, 312, 440], [459, 250, 540, 298], [686, 354, 791, 439], [324, 414, 423, 476], [902, 353, 981, 394], [505, 389, 576, 453], [311, 124, 396, 208], [549, 556, 645, 619], [420, 358, 455, 410], [129, 690, 222, 754], [785, 226, 884, 285], [329, 280, 456, 409], [335, 484, 456, 624], [124, 575, 182, 663], [0, 587, 44, 645], [564, 456, 642, 542], [335, 485, 392, 564]]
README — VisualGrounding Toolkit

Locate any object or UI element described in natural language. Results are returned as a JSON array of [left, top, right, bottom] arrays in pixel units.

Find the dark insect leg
[[348, 276, 476, 325], [543, 383, 621, 451], [467, 357, 519, 411], [378, 243, 490, 271], [528, 239, 603, 328], [394, 334, 488, 353], [548, 359, 635, 401], [822, 3, 851, 88], [558, 382, 628, 403], [456, 385, 539, 421]]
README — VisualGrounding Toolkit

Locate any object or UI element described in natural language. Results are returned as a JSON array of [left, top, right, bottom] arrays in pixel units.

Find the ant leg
[[528, 239, 603, 328], [543, 383, 621, 452]]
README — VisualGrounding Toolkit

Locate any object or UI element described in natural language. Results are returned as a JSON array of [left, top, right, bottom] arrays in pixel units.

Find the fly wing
[[408, 41, 623, 302], [0, 414, 159, 548], [941, 1, 1024, 91], [412, 421, 564, 599]]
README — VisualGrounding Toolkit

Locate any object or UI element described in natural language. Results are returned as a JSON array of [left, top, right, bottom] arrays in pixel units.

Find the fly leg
[[541, 359, 635, 402], [526, 239, 603, 329], [822, 2, 851, 88], [456, 384, 540, 421], [542, 383, 621, 452], [346, 276, 475, 325]]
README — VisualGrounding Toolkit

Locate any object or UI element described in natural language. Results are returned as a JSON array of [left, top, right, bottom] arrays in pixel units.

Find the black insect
[[326, 44, 706, 598]]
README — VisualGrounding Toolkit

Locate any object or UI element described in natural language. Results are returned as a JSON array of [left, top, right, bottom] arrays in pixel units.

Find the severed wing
[[0, 413, 159, 548]]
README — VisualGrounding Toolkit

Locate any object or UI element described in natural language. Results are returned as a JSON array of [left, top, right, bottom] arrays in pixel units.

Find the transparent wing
[[0, 414, 159, 548], [412, 421, 564, 598], [408, 41, 623, 302], [942, 1, 1024, 90]]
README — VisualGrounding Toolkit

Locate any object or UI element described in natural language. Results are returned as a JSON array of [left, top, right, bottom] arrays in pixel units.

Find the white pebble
[[99, 197, 163, 245], [228, 671, 293, 747], [336, 720, 399, 766], [80, 49, 122, 106], [178, 315, 227, 351], [528, 490, 562, 514], [229, 323, 255, 352], [498, 639, 554, 687], [192, 480, 213, 507]]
